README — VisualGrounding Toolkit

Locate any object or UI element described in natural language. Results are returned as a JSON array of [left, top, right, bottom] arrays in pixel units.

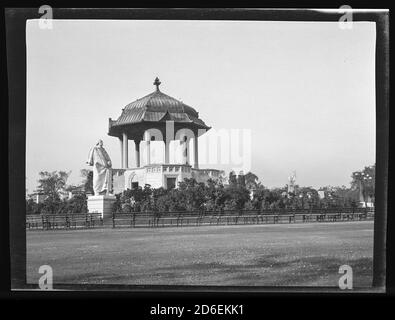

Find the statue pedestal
[[87, 195, 116, 219]]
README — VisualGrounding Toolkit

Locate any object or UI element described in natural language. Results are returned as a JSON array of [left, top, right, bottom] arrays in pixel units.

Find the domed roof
[[109, 78, 210, 138]]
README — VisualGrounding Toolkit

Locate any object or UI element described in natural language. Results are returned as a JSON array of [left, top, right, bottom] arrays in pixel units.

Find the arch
[[175, 128, 195, 142], [143, 128, 164, 141], [143, 129, 164, 165], [175, 128, 195, 165], [127, 172, 140, 189]]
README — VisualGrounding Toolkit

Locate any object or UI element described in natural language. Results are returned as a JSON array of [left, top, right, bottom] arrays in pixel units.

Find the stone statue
[[86, 139, 112, 196]]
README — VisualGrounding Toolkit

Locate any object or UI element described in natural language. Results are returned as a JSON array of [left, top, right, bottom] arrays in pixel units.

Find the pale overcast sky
[[26, 20, 376, 193]]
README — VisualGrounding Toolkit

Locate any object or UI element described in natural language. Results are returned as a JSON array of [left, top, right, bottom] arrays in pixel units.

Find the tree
[[41, 196, 63, 214], [223, 199, 238, 210], [237, 171, 246, 188], [112, 194, 122, 212], [244, 200, 255, 210], [35, 171, 70, 214], [36, 171, 70, 201], [351, 164, 375, 207], [204, 179, 227, 211], [62, 194, 88, 213], [178, 178, 207, 211], [26, 198, 44, 215], [297, 187, 320, 209], [228, 171, 237, 187], [318, 185, 359, 208], [80, 169, 93, 194], [244, 172, 260, 190], [224, 186, 250, 210]]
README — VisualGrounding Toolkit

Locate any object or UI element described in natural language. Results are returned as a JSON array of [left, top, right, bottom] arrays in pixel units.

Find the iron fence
[[26, 208, 374, 230], [26, 213, 103, 230], [112, 207, 374, 228]]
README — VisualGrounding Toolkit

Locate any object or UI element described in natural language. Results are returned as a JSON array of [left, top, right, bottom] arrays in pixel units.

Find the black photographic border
[[4, 7, 389, 295]]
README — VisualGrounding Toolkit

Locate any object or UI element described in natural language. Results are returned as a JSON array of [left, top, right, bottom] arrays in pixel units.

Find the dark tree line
[[26, 164, 374, 215], [113, 173, 364, 214]]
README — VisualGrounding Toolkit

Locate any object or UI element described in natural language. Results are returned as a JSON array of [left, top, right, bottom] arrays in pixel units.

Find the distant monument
[[288, 171, 296, 195], [86, 139, 116, 218]]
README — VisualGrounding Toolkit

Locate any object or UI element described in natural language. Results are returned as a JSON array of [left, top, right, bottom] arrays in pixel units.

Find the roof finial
[[154, 77, 161, 91]]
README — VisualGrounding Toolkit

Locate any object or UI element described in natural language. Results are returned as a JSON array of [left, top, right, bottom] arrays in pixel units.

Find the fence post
[[112, 212, 115, 228]]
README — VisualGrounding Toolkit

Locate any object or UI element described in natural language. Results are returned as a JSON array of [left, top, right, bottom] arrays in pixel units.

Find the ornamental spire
[[153, 77, 161, 91]]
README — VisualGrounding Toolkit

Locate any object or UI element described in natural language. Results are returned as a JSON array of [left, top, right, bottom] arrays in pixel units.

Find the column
[[181, 137, 188, 165], [123, 132, 128, 168], [144, 131, 151, 165], [165, 140, 170, 164], [194, 135, 199, 169], [135, 140, 140, 167], [119, 137, 124, 168], [146, 141, 151, 165]]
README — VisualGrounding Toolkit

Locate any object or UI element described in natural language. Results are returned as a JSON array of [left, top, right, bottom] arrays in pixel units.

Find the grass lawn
[[27, 221, 373, 288]]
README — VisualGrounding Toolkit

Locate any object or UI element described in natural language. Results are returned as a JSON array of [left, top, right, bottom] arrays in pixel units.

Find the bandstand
[[108, 77, 223, 193]]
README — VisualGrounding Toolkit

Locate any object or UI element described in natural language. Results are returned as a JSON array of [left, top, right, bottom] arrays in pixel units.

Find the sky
[[26, 20, 376, 193]]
